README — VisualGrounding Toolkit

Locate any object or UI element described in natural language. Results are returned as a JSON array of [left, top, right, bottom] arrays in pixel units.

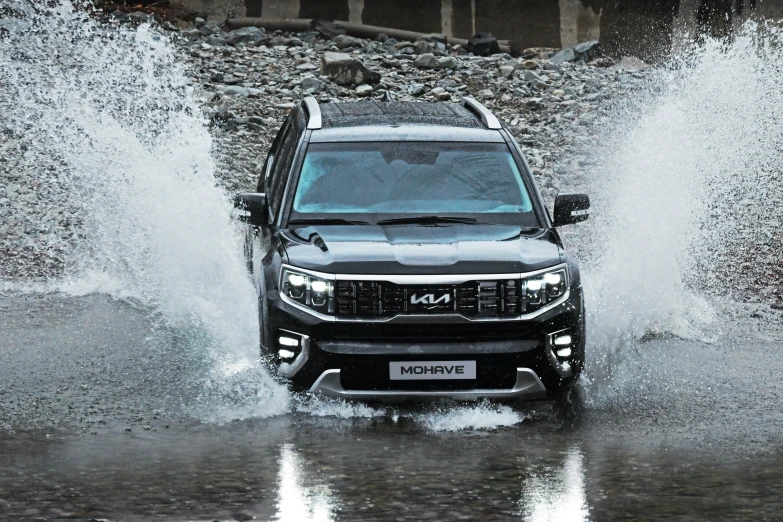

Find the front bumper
[[308, 368, 547, 403], [266, 283, 584, 401]]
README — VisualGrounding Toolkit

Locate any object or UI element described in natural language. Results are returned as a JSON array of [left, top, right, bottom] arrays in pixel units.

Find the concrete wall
[[185, 0, 783, 56]]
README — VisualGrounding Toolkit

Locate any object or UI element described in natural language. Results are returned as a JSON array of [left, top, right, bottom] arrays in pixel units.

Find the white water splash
[[580, 21, 783, 399], [416, 402, 525, 432], [0, 1, 289, 420]]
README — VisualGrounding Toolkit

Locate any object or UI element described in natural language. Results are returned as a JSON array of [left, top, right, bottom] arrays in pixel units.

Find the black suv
[[235, 97, 590, 403]]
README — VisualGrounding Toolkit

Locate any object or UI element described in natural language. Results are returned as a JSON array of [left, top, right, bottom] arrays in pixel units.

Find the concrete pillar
[[261, 0, 300, 19], [672, 0, 700, 52], [441, 0, 453, 37], [348, 0, 364, 24], [559, 0, 600, 48], [471, 0, 476, 36]]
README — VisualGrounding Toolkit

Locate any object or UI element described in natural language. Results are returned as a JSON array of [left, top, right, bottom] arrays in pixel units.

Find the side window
[[268, 124, 299, 220], [260, 120, 289, 193]]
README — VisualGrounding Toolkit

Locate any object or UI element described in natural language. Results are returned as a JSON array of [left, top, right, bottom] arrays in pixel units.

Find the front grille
[[336, 279, 522, 318]]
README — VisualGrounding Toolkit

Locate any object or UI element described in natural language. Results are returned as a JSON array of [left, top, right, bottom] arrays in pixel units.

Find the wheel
[[554, 381, 585, 420]]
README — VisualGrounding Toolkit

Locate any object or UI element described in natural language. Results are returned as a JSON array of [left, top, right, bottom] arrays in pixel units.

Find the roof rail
[[460, 97, 502, 130], [302, 96, 322, 130]]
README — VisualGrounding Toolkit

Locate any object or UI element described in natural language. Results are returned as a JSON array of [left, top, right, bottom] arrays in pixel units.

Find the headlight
[[522, 268, 567, 312], [281, 268, 334, 314]]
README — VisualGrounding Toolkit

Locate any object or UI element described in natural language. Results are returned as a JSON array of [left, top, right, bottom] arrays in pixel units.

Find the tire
[[554, 381, 585, 420]]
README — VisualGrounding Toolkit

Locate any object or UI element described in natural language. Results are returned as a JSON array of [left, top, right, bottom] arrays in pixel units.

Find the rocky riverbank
[[177, 20, 650, 200], [1, 12, 780, 310]]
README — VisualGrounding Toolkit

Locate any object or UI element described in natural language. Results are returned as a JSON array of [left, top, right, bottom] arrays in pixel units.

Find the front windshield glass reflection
[[291, 142, 538, 226]]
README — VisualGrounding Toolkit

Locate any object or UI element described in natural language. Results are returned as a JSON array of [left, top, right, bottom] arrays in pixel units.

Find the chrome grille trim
[[279, 263, 571, 323]]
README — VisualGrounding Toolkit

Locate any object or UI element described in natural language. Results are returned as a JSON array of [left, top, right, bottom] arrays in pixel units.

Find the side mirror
[[234, 192, 268, 227], [553, 193, 590, 226]]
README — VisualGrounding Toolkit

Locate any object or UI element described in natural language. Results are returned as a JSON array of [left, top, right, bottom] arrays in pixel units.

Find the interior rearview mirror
[[234, 192, 268, 227], [553, 193, 590, 227]]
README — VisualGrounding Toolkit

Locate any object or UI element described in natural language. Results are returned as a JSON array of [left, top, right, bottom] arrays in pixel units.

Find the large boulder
[[321, 52, 381, 86], [466, 32, 500, 56]]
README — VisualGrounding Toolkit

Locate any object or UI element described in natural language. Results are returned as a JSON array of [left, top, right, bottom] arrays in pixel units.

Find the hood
[[279, 224, 563, 275]]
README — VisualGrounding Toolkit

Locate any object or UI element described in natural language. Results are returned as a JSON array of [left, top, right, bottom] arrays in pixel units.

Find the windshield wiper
[[376, 215, 479, 226], [288, 217, 370, 226]]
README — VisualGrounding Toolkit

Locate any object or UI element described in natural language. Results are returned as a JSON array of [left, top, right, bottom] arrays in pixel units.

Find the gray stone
[[226, 26, 266, 46], [498, 65, 516, 78], [310, 19, 346, 39], [333, 34, 363, 49], [419, 33, 448, 44], [301, 77, 326, 92], [466, 32, 500, 57], [355, 84, 373, 96], [436, 56, 456, 69], [409, 84, 426, 96], [550, 48, 576, 64], [415, 41, 437, 55], [223, 86, 250, 97], [321, 52, 381, 85], [430, 87, 451, 100], [414, 53, 439, 68], [413, 54, 455, 69], [574, 40, 602, 62], [199, 21, 223, 37]]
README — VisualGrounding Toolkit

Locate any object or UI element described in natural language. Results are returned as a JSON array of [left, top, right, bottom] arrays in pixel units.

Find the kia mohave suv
[[235, 97, 590, 403]]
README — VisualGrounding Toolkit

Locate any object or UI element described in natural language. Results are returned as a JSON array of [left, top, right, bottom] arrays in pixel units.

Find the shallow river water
[[2, 293, 783, 520]]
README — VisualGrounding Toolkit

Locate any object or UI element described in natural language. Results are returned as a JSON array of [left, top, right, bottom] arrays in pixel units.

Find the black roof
[[318, 100, 483, 129]]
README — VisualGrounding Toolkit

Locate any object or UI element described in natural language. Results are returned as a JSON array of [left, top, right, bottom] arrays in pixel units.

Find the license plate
[[389, 361, 477, 380]]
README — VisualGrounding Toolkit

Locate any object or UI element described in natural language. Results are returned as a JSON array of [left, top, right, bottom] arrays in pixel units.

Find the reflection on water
[[277, 443, 336, 522], [520, 446, 588, 522]]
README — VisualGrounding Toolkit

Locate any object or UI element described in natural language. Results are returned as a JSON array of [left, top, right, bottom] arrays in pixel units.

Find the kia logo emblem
[[410, 293, 451, 305]]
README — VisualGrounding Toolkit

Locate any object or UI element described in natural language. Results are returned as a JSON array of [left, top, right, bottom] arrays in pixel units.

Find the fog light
[[556, 347, 572, 358], [278, 349, 296, 360], [279, 336, 299, 347], [554, 335, 572, 346]]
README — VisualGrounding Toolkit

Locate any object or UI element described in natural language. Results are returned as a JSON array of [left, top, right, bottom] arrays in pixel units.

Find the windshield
[[290, 142, 538, 226]]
